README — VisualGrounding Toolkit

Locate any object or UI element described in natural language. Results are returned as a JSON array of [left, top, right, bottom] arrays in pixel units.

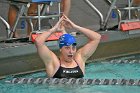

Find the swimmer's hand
[[50, 16, 65, 32], [63, 15, 78, 29]]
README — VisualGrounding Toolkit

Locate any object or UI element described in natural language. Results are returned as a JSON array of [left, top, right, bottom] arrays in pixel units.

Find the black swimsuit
[[53, 60, 84, 78]]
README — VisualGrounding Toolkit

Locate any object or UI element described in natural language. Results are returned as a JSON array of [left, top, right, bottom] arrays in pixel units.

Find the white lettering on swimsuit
[[63, 70, 79, 74]]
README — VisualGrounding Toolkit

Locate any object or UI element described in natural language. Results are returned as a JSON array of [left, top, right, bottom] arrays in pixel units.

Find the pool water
[[0, 54, 140, 93]]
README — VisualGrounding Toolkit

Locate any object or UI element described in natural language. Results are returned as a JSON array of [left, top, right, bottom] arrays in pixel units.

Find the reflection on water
[[0, 54, 140, 93]]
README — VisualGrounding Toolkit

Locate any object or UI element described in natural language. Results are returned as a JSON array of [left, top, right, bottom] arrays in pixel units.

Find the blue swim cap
[[59, 34, 76, 49]]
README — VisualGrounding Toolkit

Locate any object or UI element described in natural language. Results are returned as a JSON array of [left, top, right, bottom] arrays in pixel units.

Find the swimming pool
[[0, 54, 140, 93]]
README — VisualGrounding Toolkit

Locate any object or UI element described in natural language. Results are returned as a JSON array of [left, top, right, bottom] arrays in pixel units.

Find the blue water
[[0, 54, 140, 93]]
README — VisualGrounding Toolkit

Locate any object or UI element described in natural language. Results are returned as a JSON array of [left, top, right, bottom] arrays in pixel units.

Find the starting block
[[30, 31, 63, 43], [120, 21, 140, 31]]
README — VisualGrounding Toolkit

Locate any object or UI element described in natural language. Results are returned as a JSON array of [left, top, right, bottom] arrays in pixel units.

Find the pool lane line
[[5, 78, 140, 86]]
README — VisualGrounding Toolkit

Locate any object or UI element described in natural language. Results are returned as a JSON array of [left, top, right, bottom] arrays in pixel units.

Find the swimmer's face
[[60, 44, 77, 62]]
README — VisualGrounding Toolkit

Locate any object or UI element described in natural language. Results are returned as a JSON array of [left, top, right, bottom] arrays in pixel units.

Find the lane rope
[[108, 59, 140, 63], [5, 78, 140, 86]]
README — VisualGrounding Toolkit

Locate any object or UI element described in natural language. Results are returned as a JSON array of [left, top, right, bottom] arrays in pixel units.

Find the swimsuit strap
[[74, 59, 79, 66]]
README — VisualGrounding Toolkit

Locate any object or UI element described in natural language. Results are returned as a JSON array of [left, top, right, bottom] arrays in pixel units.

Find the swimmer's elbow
[[35, 37, 44, 47], [93, 33, 101, 43], [96, 33, 101, 40]]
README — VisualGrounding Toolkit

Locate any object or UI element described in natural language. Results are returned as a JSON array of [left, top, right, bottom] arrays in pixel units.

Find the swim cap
[[59, 34, 76, 49]]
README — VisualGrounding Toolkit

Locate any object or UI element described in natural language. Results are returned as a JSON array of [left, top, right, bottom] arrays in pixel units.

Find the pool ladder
[[84, 0, 140, 30]]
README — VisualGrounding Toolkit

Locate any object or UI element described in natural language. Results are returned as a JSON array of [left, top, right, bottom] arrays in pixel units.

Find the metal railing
[[83, 0, 140, 30], [0, 16, 11, 38]]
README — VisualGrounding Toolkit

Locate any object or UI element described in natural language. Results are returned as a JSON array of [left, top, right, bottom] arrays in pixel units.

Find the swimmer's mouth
[[68, 54, 73, 57]]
